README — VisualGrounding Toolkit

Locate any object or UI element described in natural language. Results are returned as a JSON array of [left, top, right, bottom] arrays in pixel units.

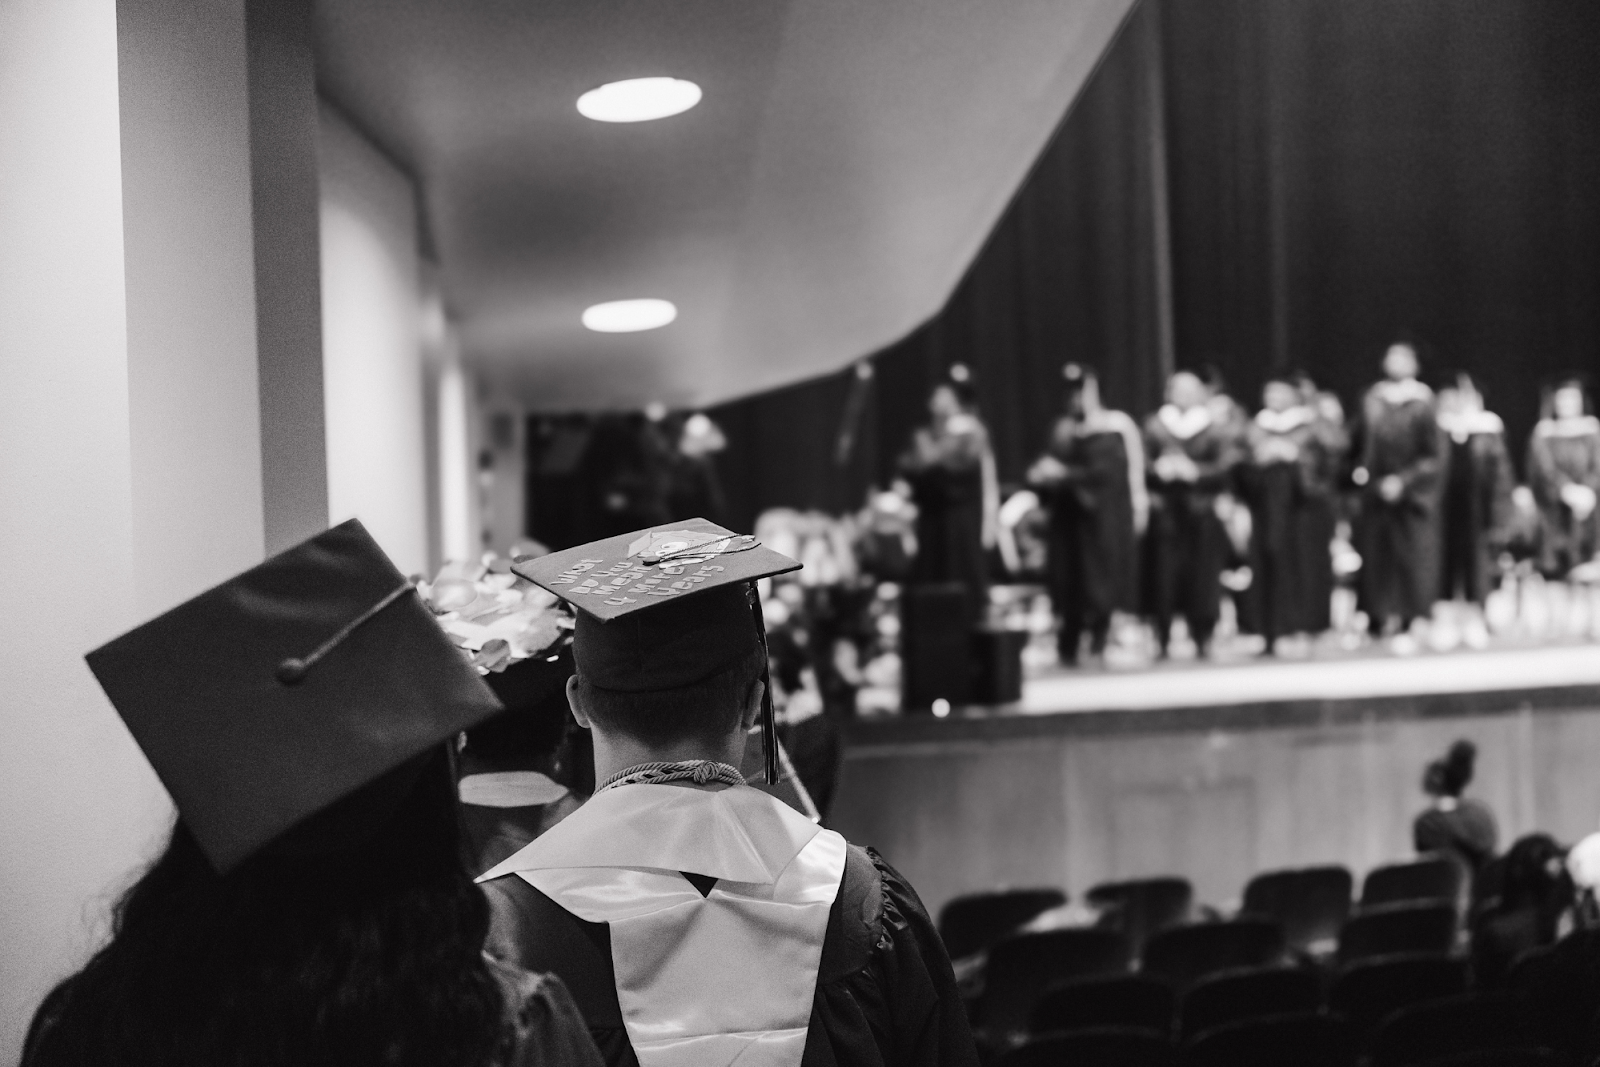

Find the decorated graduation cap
[[85, 519, 502, 873], [511, 518, 801, 783]]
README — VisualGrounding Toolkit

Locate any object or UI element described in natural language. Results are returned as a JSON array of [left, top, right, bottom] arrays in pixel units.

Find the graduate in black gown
[[1243, 376, 1327, 653], [1527, 378, 1600, 580], [1294, 373, 1351, 636], [25, 522, 601, 1067], [1355, 342, 1444, 652], [1435, 374, 1514, 649], [1143, 370, 1244, 658], [899, 364, 998, 617], [478, 522, 978, 1067], [1027, 363, 1146, 664]]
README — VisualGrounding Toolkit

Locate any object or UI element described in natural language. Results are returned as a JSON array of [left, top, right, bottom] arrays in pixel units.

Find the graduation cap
[[85, 519, 502, 873], [511, 518, 801, 783]]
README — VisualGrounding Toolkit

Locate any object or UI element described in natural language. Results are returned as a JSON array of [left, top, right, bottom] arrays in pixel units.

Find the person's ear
[[740, 677, 765, 732], [566, 675, 592, 730]]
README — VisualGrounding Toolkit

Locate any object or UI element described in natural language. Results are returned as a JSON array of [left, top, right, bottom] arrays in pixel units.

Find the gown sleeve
[[804, 846, 980, 1067], [489, 958, 607, 1067]]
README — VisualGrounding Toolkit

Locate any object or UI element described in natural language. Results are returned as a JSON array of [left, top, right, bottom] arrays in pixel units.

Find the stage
[[828, 642, 1600, 919]]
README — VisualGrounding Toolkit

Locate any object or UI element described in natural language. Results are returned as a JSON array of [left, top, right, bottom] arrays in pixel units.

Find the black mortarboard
[[85, 519, 502, 873], [511, 518, 801, 782]]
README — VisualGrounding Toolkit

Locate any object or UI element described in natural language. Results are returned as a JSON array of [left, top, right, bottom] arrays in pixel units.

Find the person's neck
[[590, 729, 748, 788]]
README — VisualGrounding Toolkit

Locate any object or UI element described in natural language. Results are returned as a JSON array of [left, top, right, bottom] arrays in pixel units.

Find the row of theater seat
[[938, 856, 1554, 1066]]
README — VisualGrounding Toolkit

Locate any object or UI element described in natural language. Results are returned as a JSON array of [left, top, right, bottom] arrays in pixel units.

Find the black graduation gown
[[900, 422, 991, 615], [1298, 405, 1349, 634], [1033, 418, 1138, 657], [1527, 418, 1600, 578], [1438, 417, 1514, 603], [1356, 384, 1443, 625], [1143, 411, 1242, 648], [1242, 414, 1325, 641], [481, 845, 980, 1067]]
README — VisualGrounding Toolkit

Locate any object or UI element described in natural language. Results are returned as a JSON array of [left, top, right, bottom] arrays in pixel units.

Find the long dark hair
[[22, 748, 505, 1067]]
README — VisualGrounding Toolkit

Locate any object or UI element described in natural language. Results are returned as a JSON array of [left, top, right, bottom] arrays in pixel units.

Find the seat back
[[1405, 1051, 1568, 1067], [1140, 919, 1287, 991], [1362, 856, 1465, 909], [980, 928, 1132, 1036], [1086, 877, 1194, 956], [938, 887, 1068, 960], [1179, 965, 1321, 1040], [1185, 1012, 1357, 1067], [998, 1027, 1172, 1067], [1370, 993, 1530, 1067], [1337, 902, 1457, 965], [1242, 865, 1354, 951], [1327, 952, 1468, 1037], [1029, 974, 1175, 1036]]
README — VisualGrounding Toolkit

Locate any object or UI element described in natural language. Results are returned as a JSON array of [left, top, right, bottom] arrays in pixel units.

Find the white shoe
[[1389, 633, 1420, 656], [1463, 618, 1491, 650]]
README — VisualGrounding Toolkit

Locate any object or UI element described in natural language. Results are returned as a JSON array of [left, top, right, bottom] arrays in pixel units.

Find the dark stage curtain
[[711, 0, 1600, 532]]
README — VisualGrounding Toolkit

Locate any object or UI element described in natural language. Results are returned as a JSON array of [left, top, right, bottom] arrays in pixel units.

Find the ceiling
[[315, 0, 1138, 411]]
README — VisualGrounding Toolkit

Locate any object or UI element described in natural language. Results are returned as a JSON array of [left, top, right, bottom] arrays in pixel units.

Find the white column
[[119, 0, 266, 614], [0, 0, 167, 1057], [437, 344, 481, 563], [318, 103, 430, 576]]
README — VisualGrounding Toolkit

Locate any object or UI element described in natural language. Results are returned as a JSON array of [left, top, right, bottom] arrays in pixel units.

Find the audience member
[[1143, 370, 1243, 658], [1472, 833, 1574, 987], [1413, 739, 1499, 876], [23, 522, 601, 1067], [1027, 363, 1145, 665], [1435, 374, 1514, 650], [1356, 340, 1444, 654]]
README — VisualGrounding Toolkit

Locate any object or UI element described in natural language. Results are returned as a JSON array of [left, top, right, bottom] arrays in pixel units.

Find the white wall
[[318, 104, 430, 576], [0, 0, 168, 1057]]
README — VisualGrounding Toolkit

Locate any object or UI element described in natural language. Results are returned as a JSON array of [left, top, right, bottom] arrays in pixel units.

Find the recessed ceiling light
[[577, 77, 702, 123], [582, 298, 677, 333]]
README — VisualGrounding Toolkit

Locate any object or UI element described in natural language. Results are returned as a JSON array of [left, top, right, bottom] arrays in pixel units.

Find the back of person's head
[[574, 642, 766, 749], [1424, 739, 1477, 798], [467, 645, 575, 773], [23, 749, 504, 1067], [1497, 834, 1573, 940]]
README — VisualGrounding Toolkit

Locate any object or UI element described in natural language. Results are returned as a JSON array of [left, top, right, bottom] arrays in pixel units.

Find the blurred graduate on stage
[[1027, 363, 1146, 665], [1143, 369, 1244, 659], [898, 363, 999, 618], [1434, 373, 1514, 650], [1355, 340, 1444, 654]]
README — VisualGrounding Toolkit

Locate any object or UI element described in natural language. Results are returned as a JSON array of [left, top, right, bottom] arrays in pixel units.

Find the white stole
[[479, 784, 847, 1067]]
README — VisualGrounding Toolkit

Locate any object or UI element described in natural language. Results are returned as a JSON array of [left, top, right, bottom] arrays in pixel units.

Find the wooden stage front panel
[[830, 680, 1600, 919]]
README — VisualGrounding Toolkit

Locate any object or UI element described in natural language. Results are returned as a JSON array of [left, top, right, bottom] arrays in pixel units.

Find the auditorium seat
[[1241, 865, 1353, 953], [1337, 902, 1457, 965], [1362, 856, 1465, 909], [1184, 1012, 1357, 1067], [1140, 919, 1287, 990], [1177, 965, 1321, 1040], [1327, 952, 1468, 1039], [938, 888, 1069, 960], [1086, 878, 1193, 955], [1369, 993, 1532, 1067], [1028, 974, 1174, 1036], [978, 928, 1132, 1037], [1503, 943, 1557, 995], [1405, 1052, 1568, 1067], [996, 1027, 1172, 1067]]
